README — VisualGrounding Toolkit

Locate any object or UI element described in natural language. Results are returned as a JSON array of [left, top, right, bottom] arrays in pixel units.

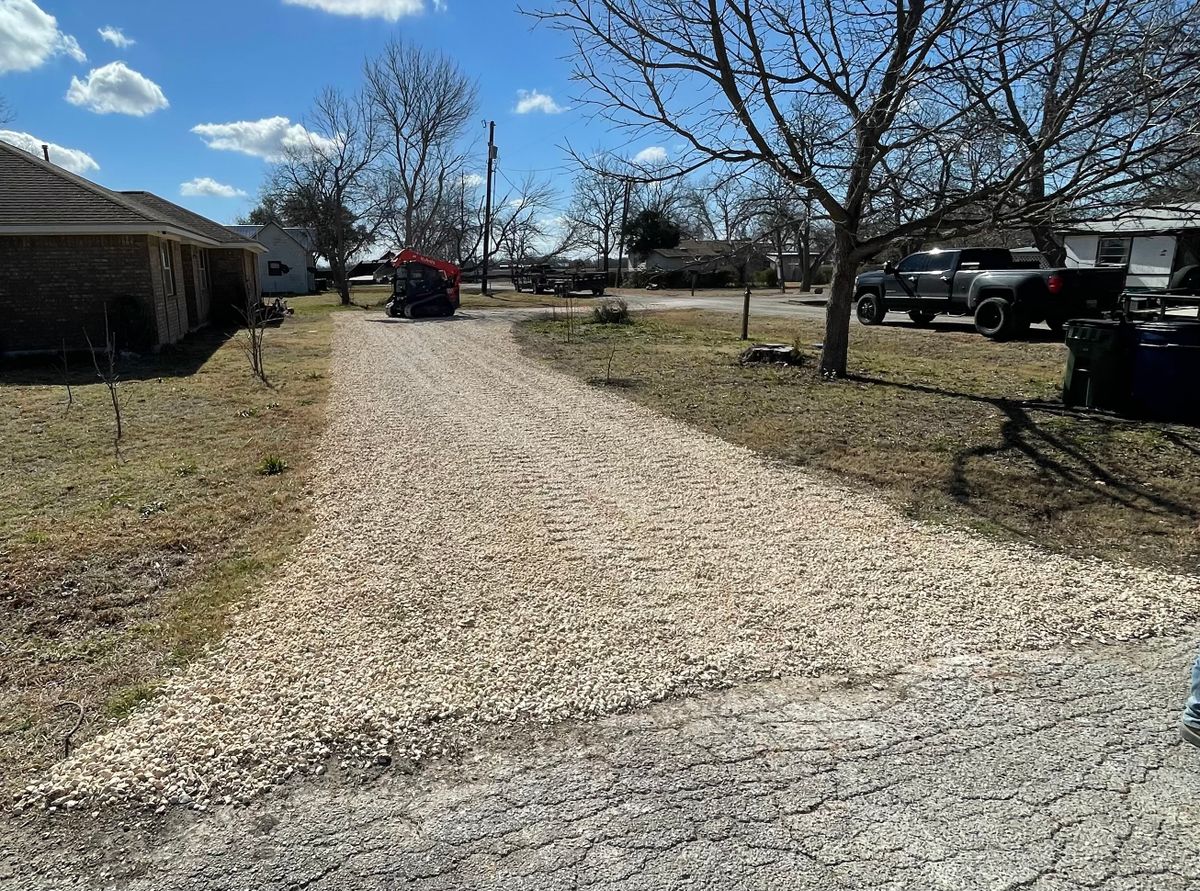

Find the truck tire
[[908, 310, 935, 327], [856, 291, 886, 325], [974, 296, 1016, 340]]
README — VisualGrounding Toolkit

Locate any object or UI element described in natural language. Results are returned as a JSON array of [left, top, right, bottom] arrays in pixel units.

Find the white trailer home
[[226, 222, 316, 295], [1061, 204, 1200, 294]]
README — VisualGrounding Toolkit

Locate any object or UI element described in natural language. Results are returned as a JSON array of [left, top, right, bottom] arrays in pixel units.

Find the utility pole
[[614, 177, 632, 288], [481, 121, 496, 296]]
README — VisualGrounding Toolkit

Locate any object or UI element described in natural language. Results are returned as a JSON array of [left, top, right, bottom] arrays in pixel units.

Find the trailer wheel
[[855, 291, 886, 325], [974, 296, 1016, 340]]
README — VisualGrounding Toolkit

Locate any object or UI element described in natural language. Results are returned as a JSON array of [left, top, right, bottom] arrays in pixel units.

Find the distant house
[[641, 239, 769, 280], [1061, 204, 1200, 292], [0, 140, 264, 354], [227, 222, 317, 295], [348, 251, 397, 285]]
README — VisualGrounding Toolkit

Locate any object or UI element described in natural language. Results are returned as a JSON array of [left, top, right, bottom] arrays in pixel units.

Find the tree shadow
[[0, 325, 236, 386], [850, 374, 1200, 526]]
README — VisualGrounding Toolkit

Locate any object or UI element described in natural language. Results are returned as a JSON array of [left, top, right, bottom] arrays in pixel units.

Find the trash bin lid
[[1133, 320, 1200, 345]]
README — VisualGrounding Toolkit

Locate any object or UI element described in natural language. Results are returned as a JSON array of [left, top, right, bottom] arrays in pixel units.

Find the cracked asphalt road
[[8, 640, 1199, 889]]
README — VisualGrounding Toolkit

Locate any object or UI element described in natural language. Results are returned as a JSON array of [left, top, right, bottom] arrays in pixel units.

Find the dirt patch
[[0, 296, 339, 801]]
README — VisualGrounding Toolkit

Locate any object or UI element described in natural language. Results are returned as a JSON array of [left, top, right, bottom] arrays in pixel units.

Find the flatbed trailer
[[512, 264, 606, 296]]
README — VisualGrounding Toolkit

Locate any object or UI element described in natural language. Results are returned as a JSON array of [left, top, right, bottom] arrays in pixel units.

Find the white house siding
[[1063, 235, 1099, 268], [1128, 236, 1176, 290], [254, 223, 313, 295]]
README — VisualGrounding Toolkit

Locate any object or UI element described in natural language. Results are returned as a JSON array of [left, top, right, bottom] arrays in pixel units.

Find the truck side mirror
[[883, 261, 897, 275]]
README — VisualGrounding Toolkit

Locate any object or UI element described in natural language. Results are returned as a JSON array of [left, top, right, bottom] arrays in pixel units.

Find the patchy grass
[[0, 294, 341, 797], [516, 309, 1200, 572]]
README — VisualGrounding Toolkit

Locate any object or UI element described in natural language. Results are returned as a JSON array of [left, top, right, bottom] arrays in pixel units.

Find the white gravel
[[30, 313, 1200, 811]]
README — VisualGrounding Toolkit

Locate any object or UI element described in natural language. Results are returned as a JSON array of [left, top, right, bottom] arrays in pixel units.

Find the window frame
[[160, 241, 176, 297], [1096, 237, 1131, 267]]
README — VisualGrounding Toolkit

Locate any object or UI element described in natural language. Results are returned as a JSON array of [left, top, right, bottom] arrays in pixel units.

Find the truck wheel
[[974, 297, 1015, 340], [855, 292, 886, 325], [908, 310, 935, 327]]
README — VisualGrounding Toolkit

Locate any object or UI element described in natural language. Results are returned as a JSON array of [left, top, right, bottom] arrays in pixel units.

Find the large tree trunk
[[820, 228, 858, 379], [333, 258, 351, 306]]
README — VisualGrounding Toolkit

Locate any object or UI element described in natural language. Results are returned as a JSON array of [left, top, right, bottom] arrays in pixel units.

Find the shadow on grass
[[0, 325, 236, 386], [853, 373, 1200, 527], [587, 377, 639, 389], [885, 320, 1066, 343]]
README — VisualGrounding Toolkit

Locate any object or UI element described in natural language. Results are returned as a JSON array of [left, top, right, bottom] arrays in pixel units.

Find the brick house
[[0, 141, 264, 355]]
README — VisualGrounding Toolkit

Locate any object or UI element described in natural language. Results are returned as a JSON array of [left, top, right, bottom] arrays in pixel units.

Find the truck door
[[884, 253, 927, 307], [915, 251, 955, 311]]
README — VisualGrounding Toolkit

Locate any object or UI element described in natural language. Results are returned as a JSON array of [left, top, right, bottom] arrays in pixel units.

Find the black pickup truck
[[852, 248, 1126, 339]]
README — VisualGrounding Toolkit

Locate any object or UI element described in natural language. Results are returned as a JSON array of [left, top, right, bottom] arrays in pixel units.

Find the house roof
[[648, 239, 759, 260], [119, 192, 262, 249], [1061, 203, 1200, 235], [227, 224, 262, 240], [0, 139, 260, 250], [226, 222, 314, 254]]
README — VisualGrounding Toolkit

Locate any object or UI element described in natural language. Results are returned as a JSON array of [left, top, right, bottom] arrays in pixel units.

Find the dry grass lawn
[[516, 309, 1200, 573], [0, 294, 349, 799]]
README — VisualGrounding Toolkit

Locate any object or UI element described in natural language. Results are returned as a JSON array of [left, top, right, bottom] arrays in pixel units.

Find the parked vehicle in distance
[[852, 248, 1126, 339], [512, 264, 606, 296]]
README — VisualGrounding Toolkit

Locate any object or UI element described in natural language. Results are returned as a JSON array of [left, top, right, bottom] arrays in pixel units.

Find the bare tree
[[237, 289, 269, 384], [686, 165, 758, 241], [269, 88, 388, 305], [492, 174, 577, 264], [84, 307, 122, 457], [530, 0, 1200, 377], [565, 154, 628, 271], [0, 96, 12, 126], [365, 40, 479, 255]]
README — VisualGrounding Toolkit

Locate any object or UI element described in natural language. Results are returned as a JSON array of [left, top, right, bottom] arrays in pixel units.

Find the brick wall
[[208, 248, 257, 324], [0, 234, 160, 354], [146, 237, 190, 345], [179, 245, 212, 330]]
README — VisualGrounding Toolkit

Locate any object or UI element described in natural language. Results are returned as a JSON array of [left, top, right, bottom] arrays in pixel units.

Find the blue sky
[[0, 0, 663, 223]]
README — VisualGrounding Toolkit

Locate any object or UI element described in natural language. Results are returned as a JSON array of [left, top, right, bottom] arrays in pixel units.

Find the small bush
[[257, 455, 288, 476], [753, 267, 779, 288], [592, 297, 631, 325]]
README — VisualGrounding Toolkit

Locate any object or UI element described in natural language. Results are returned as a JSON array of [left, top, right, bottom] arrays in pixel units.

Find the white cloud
[[66, 62, 168, 116], [514, 89, 567, 115], [0, 0, 85, 74], [281, 0, 435, 20], [0, 129, 98, 174], [97, 25, 134, 49], [180, 177, 247, 199], [633, 146, 667, 165], [191, 116, 337, 162], [462, 173, 484, 188]]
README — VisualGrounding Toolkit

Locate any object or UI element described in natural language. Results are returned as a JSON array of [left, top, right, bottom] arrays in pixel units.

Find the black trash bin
[[1062, 319, 1132, 411], [1128, 320, 1200, 423]]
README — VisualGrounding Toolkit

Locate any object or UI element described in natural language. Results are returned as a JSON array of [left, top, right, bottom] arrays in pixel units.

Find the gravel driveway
[[27, 313, 1200, 813]]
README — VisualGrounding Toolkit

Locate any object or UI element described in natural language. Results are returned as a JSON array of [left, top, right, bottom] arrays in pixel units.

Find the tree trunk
[[798, 224, 813, 292], [1031, 225, 1066, 267], [820, 228, 858, 379], [333, 259, 351, 306]]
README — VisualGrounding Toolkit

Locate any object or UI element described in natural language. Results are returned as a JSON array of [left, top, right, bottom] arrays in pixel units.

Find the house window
[[160, 241, 176, 296], [268, 260, 288, 277], [1096, 237, 1131, 267], [197, 249, 209, 290]]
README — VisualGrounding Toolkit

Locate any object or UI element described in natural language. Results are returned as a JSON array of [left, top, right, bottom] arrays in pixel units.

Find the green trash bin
[[1062, 319, 1132, 411]]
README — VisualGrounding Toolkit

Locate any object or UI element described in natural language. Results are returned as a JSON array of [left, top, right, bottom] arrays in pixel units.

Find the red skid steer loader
[[385, 249, 462, 319]]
